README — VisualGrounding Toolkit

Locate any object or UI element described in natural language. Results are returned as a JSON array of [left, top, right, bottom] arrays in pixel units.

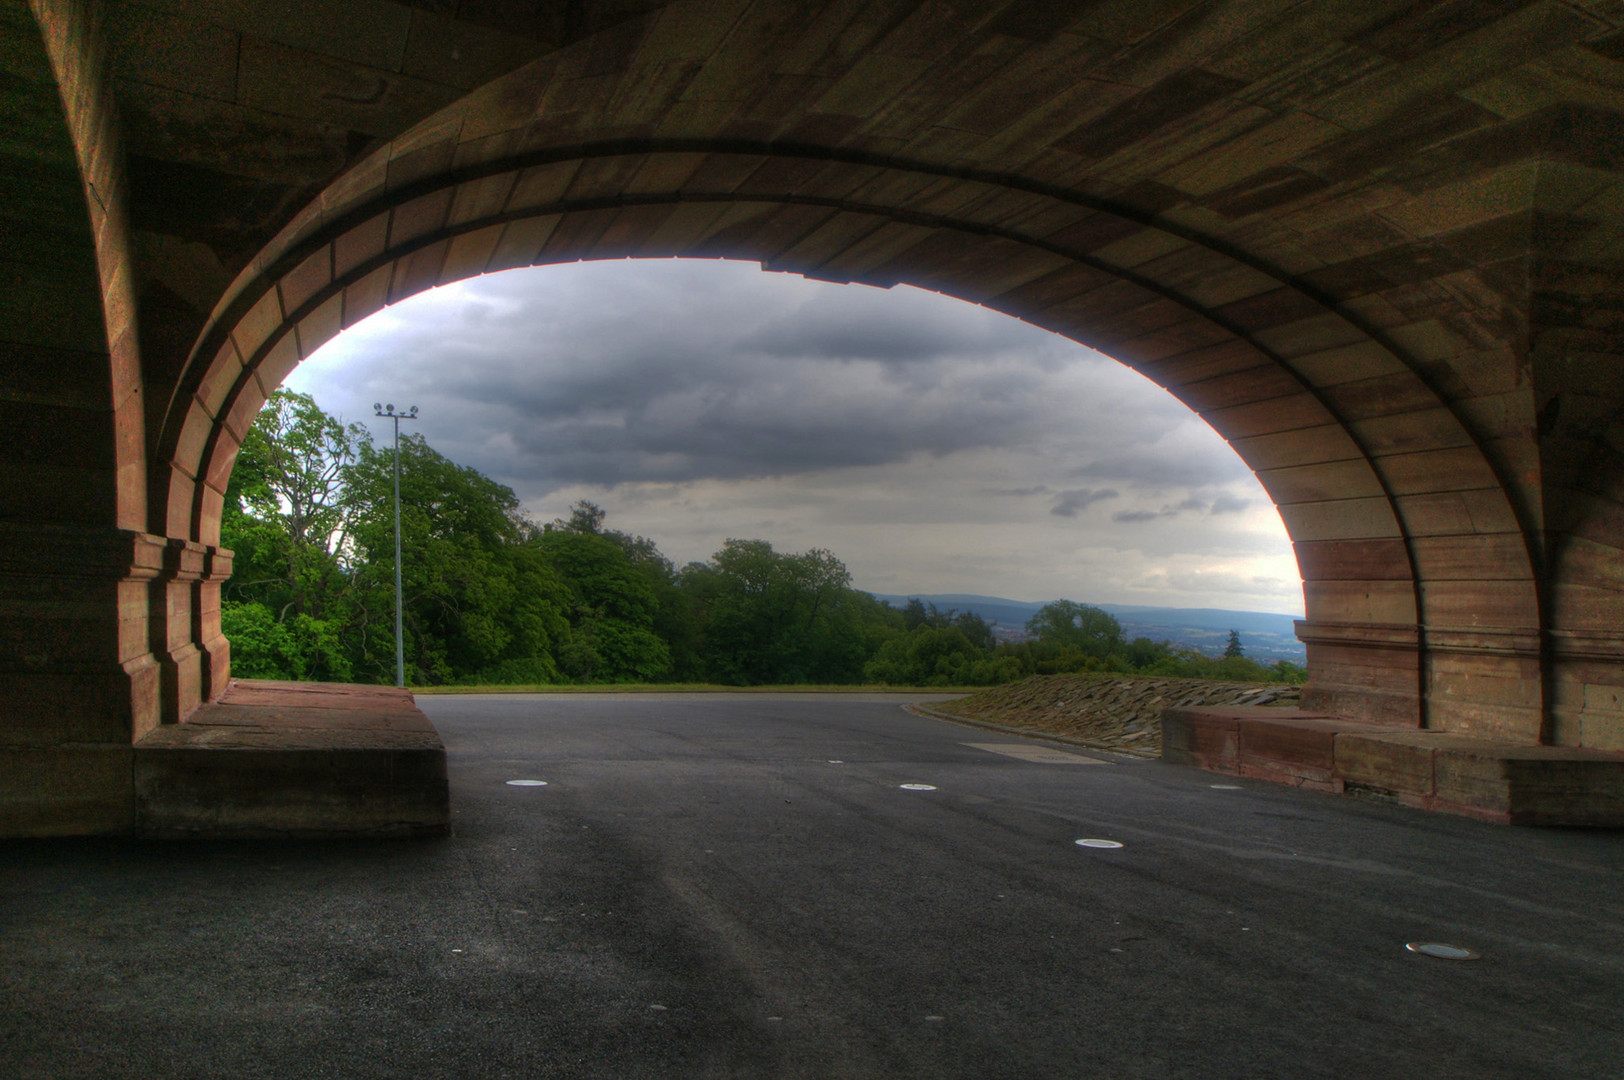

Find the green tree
[[221, 389, 363, 621], [532, 527, 670, 682], [545, 500, 697, 679], [1025, 600, 1124, 657], [220, 600, 353, 681], [220, 391, 370, 678], [953, 610, 996, 651], [690, 539, 866, 684], [901, 597, 932, 630], [863, 624, 1020, 686], [1224, 629, 1244, 658], [1268, 660, 1308, 684], [344, 432, 571, 684]]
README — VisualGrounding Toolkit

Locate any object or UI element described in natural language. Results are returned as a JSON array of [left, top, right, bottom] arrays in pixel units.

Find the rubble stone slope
[[936, 675, 1301, 757]]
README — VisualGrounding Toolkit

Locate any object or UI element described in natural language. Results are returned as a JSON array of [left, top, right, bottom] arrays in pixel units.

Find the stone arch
[[153, 138, 1542, 740]]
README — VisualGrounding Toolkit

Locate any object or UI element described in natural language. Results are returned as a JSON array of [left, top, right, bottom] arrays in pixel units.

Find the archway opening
[[298, 257, 1301, 616], [161, 149, 1514, 733], [219, 256, 1305, 688]]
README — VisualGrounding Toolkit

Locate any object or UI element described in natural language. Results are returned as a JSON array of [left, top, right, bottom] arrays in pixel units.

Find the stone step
[[1163, 707, 1624, 826], [133, 680, 449, 838]]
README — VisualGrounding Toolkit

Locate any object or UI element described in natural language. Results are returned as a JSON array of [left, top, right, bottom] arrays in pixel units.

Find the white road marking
[[964, 742, 1108, 765]]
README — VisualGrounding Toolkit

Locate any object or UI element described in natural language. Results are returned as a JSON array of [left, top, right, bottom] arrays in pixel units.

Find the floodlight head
[[386, 403, 395, 412], [409, 405, 419, 417]]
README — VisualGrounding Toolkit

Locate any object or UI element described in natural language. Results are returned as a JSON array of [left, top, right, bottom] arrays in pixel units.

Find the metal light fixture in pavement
[[374, 403, 418, 688]]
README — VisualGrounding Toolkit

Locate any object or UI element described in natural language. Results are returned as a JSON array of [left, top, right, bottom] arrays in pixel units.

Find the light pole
[[374, 403, 418, 687]]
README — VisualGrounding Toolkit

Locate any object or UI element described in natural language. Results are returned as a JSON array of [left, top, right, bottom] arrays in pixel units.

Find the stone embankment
[[926, 674, 1301, 757]]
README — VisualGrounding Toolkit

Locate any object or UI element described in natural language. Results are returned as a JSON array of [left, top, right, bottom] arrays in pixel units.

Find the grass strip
[[414, 683, 977, 695]]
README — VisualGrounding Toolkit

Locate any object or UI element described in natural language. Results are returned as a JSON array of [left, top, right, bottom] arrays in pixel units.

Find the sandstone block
[[1334, 731, 1440, 797], [133, 679, 449, 838], [1162, 707, 1240, 772], [1434, 745, 1624, 827], [0, 744, 133, 835]]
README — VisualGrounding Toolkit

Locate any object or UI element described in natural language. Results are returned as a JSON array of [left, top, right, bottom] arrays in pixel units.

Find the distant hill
[[868, 593, 1047, 629], [867, 593, 1306, 663]]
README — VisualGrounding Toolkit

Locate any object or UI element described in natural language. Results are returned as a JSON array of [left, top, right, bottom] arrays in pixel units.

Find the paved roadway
[[3, 693, 1622, 1079]]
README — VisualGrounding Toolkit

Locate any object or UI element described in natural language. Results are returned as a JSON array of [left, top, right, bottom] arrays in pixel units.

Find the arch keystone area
[[4, 0, 1624, 834]]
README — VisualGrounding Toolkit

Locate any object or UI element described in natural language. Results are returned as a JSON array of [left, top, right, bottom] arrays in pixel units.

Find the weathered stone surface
[[133, 680, 448, 838], [1238, 716, 1352, 790], [0, 744, 133, 835], [1334, 731, 1452, 799], [1165, 706, 1624, 826], [939, 674, 1305, 757], [1433, 745, 1624, 827], [1161, 709, 1242, 774]]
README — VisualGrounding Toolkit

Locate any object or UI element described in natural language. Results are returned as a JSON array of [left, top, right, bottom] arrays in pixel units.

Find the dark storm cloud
[[1050, 488, 1119, 517], [323, 260, 1182, 495], [287, 259, 1304, 614], [1106, 493, 1252, 523], [738, 283, 1038, 365], [451, 360, 1054, 487], [1071, 451, 1250, 489]]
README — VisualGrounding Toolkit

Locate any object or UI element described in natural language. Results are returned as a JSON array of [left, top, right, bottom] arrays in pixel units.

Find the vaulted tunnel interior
[[161, 146, 1530, 742], [6, 0, 1624, 835]]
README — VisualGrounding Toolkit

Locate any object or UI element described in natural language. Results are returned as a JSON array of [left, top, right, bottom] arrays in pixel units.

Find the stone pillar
[[196, 545, 234, 704], [1296, 622, 1421, 727], [0, 1, 176, 835], [0, 524, 163, 833], [154, 538, 234, 723], [157, 539, 203, 724]]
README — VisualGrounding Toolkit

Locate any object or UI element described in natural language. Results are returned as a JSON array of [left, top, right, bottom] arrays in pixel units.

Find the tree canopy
[[219, 391, 1306, 689], [1025, 600, 1124, 657]]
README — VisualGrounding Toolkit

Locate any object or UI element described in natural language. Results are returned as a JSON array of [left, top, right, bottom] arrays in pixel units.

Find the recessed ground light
[[828, 760, 844, 764], [1210, 784, 1241, 790], [649, 1004, 668, 1011], [924, 1015, 945, 1022], [899, 783, 937, 791], [506, 779, 548, 786], [1407, 942, 1481, 960], [1076, 838, 1124, 849]]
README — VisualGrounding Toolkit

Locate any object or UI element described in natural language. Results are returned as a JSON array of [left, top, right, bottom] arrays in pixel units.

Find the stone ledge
[[0, 744, 134, 835], [134, 679, 449, 838], [1164, 707, 1624, 827]]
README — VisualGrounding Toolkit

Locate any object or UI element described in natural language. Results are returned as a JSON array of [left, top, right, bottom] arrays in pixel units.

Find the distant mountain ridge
[[866, 593, 1306, 662]]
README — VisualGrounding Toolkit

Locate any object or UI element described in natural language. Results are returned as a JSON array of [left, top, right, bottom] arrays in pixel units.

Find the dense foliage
[[221, 391, 1306, 688]]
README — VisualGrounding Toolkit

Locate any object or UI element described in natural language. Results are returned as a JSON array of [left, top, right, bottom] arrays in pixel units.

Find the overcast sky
[[288, 258, 1303, 615]]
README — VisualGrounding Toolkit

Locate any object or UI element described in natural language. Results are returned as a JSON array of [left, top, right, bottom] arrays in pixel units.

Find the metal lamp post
[[374, 403, 418, 687]]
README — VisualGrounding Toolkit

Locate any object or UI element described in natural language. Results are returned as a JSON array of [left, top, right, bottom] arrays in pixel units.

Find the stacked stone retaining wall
[[933, 675, 1302, 756]]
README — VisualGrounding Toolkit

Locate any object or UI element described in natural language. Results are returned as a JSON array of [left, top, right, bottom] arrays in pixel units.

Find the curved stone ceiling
[[10, 0, 1624, 758]]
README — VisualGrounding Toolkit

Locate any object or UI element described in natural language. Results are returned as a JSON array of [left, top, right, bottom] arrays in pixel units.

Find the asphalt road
[[4, 693, 1622, 1079]]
